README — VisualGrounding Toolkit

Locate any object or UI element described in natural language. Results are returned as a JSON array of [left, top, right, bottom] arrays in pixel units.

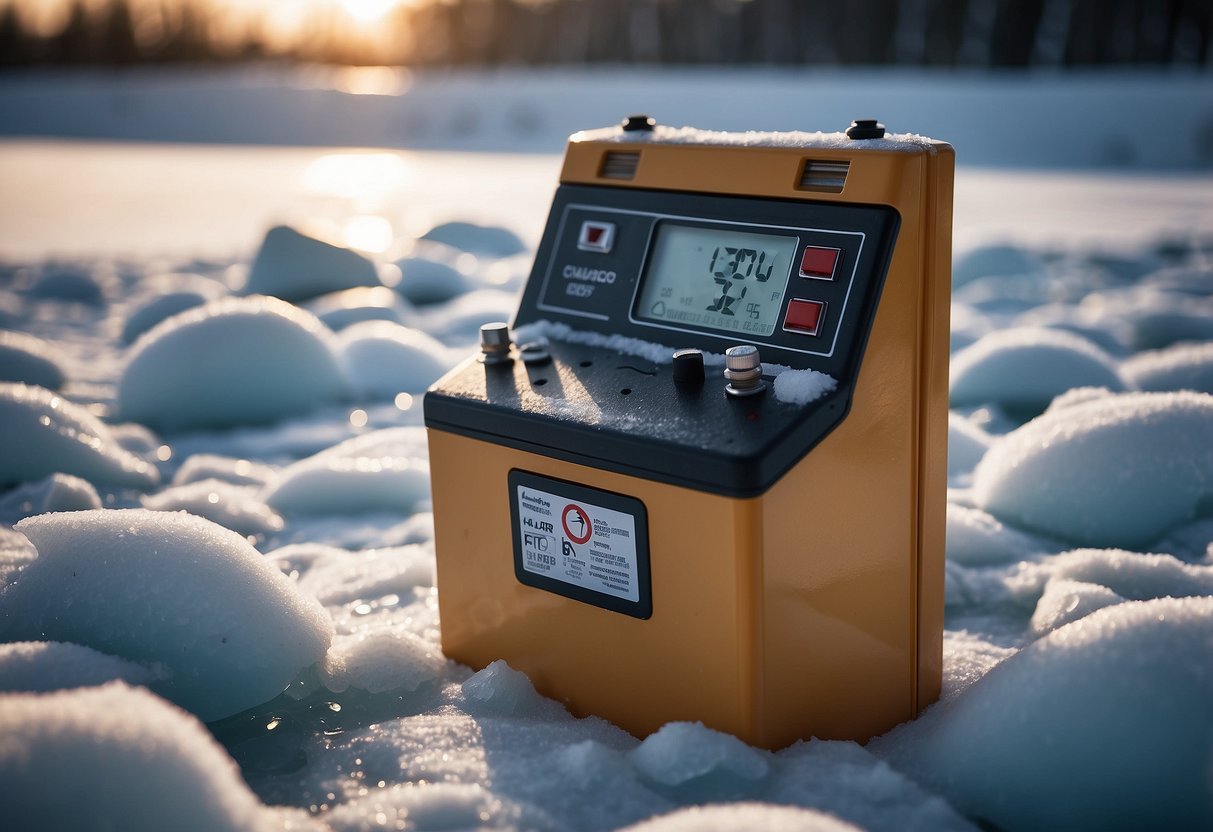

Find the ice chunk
[[952, 244, 1046, 287], [262, 427, 429, 515], [0, 640, 164, 692], [321, 630, 446, 695], [1122, 341, 1213, 394], [461, 659, 544, 717], [0, 383, 160, 490], [949, 327, 1124, 415], [122, 290, 211, 344], [172, 454, 277, 488], [420, 221, 526, 257], [875, 597, 1213, 831], [244, 225, 379, 303], [947, 413, 992, 477], [0, 683, 299, 832], [0, 509, 333, 721], [973, 391, 1213, 547], [393, 255, 474, 305], [771, 368, 838, 405], [946, 504, 1051, 566], [0, 525, 37, 589], [335, 320, 455, 399], [420, 288, 521, 342], [618, 803, 864, 832], [117, 296, 348, 432], [628, 721, 770, 800], [0, 330, 66, 389], [0, 472, 101, 524], [1029, 579, 1124, 634], [305, 285, 409, 331], [142, 479, 284, 537]]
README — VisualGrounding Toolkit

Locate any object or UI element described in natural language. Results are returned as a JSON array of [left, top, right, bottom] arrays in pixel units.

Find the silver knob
[[479, 322, 513, 365], [724, 345, 765, 397]]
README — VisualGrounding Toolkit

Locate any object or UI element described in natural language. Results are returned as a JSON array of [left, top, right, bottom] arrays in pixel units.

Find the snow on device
[[424, 115, 953, 748]]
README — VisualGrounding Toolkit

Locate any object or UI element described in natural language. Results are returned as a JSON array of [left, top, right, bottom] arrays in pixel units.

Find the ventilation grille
[[599, 151, 641, 180], [798, 159, 850, 193]]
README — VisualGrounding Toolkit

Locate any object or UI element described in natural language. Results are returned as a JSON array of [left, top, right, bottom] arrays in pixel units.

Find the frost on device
[[424, 116, 953, 748]]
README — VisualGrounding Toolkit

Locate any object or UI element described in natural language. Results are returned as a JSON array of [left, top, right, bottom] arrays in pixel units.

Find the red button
[[800, 246, 839, 279], [784, 299, 826, 335]]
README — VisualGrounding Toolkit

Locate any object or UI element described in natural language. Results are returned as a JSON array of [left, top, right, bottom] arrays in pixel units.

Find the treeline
[[2, 0, 1211, 70]]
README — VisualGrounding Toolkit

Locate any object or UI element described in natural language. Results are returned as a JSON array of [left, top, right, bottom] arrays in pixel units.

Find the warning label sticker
[[516, 482, 641, 603]]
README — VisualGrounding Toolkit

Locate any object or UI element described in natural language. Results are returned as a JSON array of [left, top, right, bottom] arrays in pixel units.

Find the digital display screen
[[635, 223, 797, 337]]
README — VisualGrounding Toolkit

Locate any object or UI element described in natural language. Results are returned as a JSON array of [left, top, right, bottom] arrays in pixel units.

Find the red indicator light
[[800, 246, 839, 280], [784, 299, 826, 335]]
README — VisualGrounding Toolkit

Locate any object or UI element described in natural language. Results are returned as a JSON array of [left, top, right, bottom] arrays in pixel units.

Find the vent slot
[[798, 159, 850, 193], [600, 151, 641, 180]]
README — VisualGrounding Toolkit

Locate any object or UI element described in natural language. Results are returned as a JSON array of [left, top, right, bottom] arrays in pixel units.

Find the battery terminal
[[478, 322, 513, 365], [724, 345, 766, 398]]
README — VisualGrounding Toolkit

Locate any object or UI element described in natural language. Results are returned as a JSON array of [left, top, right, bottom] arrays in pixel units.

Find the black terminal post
[[846, 119, 886, 140], [623, 114, 657, 132]]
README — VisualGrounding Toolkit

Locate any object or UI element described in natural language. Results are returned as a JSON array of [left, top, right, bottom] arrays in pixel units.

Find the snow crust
[[0, 509, 333, 721], [118, 296, 348, 431], [0, 640, 165, 692], [0, 382, 160, 490], [572, 124, 941, 153], [0, 472, 100, 524]]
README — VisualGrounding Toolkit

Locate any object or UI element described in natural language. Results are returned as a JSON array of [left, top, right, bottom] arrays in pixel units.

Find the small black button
[[622, 114, 657, 132], [846, 119, 886, 140], [672, 348, 705, 385]]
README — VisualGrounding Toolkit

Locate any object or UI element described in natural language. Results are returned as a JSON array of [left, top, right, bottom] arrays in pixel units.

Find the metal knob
[[479, 322, 513, 365], [724, 345, 765, 397]]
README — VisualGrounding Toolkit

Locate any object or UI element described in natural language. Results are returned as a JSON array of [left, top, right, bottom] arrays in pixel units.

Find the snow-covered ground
[[1, 68, 1212, 831]]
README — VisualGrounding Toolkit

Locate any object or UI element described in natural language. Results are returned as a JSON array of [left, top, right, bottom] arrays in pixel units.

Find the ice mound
[[948, 302, 991, 352], [1029, 579, 1124, 634], [952, 244, 1046, 287], [1122, 341, 1213, 393], [1042, 548, 1213, 600], [419, 221, 527, 257], [0, 683, 295, 832], [0, 472, 101, 524], [117, 296, 348, 432], [334, 320, 455, 398], [619, 803, 863, 832], [0, 329, 66, 389], [29, 264, 106, 304], [326, 782, 522, 832], [628, 722, 770, 800], [142, 479, 284, 537], [263, 427, 430, 515], [461, 659, 545, 717], [876, 597, 1213, 831], [393, 255, 474, 305], [1125, 300, 1213, 350], [418, 288, 522, 341], [244, 225, 379, 302], [949, 327, 1124, 414], [0, 640, 164, 692], [946, 413, 992, 477], [771, 368, 838, 405], [321, 630, 446, 695], [0, 525, 37, 588], [0, 382, 160, 490], [0, 509, 333, 721], [766, 740, 976, 831], [973, 391, 1213, 547], [123, 290, 213, 344], [289, 543, 433, 606], [305, 285, 409, 331], [946, 504, 1051, 566], [172, 453, 277, 488]]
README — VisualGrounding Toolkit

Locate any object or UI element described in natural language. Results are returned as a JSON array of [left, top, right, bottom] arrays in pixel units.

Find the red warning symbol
[[561, 503, 592, 545]]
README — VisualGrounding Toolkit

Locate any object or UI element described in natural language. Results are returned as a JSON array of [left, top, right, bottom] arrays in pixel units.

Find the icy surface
[[0, 382, 160, 490], [0, 509, 333, 721], [0, 329, 66, 389], [0, 640, 165, 692], [0, 472, 101, 524], [245, 225, 379, 303], [0, 683, 304, 832], [973, 391, 1213, 547], [118, 296, 348, 432]]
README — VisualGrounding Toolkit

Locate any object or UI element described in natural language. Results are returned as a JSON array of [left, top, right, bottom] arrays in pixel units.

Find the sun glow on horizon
[[337, 0, 402, 24]]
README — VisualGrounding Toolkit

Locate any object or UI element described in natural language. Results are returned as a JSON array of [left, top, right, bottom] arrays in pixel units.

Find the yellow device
[[425, 116, 953, 749]]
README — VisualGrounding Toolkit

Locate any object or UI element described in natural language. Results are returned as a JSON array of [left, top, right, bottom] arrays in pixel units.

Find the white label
[[516, 484, 640, 603]]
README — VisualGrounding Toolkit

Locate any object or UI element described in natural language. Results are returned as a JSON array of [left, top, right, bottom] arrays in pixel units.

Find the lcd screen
[[635, 223, 797, 337]]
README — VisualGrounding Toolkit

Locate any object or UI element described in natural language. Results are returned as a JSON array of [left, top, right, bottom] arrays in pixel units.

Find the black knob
[[672, 348, 705, 385], [846, 119, 886, 140], [622, 114, 657, 132]]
